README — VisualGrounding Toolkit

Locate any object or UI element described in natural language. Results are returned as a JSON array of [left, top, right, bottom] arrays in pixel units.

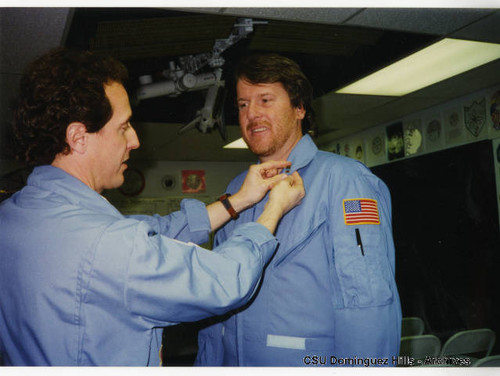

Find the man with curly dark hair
[[0, 48, 305, 366], [14, 49, 129, 166]]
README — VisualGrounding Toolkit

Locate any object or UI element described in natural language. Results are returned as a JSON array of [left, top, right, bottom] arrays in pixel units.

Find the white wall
[[326, 83, 500, 167]]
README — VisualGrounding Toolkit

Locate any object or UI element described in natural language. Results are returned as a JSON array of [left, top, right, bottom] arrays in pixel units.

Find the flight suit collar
[[27, 165, 122, 217], [284, 134, 318, 173], [249, 134, 318, 221]]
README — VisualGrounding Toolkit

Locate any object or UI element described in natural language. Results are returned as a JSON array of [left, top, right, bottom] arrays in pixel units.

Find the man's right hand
[[206, 161, 294, 232], [257, 171, 305, 234], [228, 160, 292, 213]]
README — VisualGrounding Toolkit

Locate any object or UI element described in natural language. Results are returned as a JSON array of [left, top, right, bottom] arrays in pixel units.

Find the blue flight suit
[[0, 165, 278, 366], [196, 135, 402, 366]]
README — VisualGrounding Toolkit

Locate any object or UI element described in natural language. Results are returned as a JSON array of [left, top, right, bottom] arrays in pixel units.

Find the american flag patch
[[343, 198, 380, 225]]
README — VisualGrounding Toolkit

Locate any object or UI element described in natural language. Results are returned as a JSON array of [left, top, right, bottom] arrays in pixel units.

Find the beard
[[244, 136, 276, 157], [241, 116, 302, 159], [242, 122, 283, 158]]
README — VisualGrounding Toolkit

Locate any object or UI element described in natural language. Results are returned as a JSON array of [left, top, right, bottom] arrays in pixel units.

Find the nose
[[245, 102, 261, 122], [128, 125, 140, 150]]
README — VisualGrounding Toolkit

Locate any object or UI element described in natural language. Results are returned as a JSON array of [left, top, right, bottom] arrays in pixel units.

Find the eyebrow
[[119, 114, 132, 127], [237, 92, 275, 101]]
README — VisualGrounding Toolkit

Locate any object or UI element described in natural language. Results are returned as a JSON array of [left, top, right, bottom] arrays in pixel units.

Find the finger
[[286, 175, 294, 186], [254, 165, 278, 178], [264, 168, 278, 178], [290, 171, 303, 186], [290, 172, 305, 198], [266, 174, 289, 183], [262, 170, 289, 181], [266, 173, 289, 189]]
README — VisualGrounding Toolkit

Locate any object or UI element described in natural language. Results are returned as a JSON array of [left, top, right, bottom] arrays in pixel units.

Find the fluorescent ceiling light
[[223, 138, 248, 149], [336, 38, 500, 96]]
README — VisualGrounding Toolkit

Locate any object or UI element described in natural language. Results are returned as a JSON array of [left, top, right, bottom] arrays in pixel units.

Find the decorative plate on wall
[[119, 168, 146, 197]]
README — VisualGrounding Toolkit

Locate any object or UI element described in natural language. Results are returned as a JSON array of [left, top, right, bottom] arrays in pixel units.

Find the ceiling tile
[[449, 10, 500, 43], [0, 8, 70, 74], [346, 8, 494, 36], [181, 7, 361, 25]]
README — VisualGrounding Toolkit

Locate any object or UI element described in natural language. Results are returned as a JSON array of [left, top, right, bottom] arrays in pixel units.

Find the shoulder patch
[[343, 198, 380, 225]]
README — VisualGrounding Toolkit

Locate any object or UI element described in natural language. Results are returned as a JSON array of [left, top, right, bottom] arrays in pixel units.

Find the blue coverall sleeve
[[90, 218, 277, 327], [213, 216, 232, 248], [128, 199, 210, 245], [329, 163, 401, 359]]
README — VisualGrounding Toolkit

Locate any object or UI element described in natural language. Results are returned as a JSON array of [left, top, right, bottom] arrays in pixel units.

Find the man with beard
[[196, 53, 401, 366]]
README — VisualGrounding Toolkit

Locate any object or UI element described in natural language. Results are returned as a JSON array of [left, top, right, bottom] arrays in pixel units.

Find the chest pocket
[[333, 230, 394, 308]]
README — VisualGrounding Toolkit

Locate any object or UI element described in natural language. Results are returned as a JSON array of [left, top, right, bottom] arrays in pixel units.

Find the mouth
[[251, 127, 267, 134], [247, 124, 269, 135]]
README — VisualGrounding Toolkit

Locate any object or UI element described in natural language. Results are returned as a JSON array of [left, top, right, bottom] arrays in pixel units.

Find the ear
[[66, 122, 88, 154], [296, 104, 306, 120]]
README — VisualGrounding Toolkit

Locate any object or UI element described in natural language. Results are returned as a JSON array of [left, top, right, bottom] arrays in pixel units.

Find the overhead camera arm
[[133, 18, 266, 139], [177, 74, 226, 139]]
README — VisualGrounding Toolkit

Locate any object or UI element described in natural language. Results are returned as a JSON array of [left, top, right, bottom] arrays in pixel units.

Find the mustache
[[246, 121, 270, 132]]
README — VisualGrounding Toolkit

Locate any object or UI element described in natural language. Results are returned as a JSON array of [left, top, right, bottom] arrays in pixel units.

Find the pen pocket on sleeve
[[334, 232, 393, 308]]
